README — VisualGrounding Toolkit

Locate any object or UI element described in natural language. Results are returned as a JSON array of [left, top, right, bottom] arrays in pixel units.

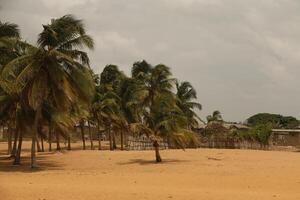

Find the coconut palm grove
[[0, 15, 204, 167], [1, 14, 300, 165], [1, 14, 300, 200]]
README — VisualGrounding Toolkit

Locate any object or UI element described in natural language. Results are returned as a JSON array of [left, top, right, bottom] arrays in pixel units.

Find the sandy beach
[[0, 141, 300, 200]]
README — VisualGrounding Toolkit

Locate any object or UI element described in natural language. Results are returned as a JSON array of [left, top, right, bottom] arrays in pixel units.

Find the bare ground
[[0, 141, 300, 200]]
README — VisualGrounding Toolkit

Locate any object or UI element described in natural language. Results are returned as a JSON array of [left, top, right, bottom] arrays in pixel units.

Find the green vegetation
[[0, 15, 201, 167], [235, 123, 272, 147], [206, 110, 223, 124], [247, 113, 299, 129]]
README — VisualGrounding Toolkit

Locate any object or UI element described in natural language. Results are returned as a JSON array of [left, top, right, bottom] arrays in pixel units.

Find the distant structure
[[270, 129, 300, 146], [126, 135, 168, 150], [192, 122, 250, 134], [222, 123, 250, 131]]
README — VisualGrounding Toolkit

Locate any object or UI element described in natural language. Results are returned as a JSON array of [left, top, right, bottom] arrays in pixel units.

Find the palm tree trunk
[[41, 136, 44, 152], [153, 140, 162, 162], [88, 121, 94, 150], [36, 136, 42, 152], [0, 126, 3, 140], [13, 131, 23, 165], [56, 131, 61, 151], [112, 131, 117, 149], [80, 120, 86, 150], [48, 125, 52, 151], [7, 126, 12, 155], [67, 135, 71, 150], [97, 120, 101, 150], [31, 106, 41, 168], [108, 127, 113, 151], [120, 130, 124, 150], [11, 128, 19, 158]]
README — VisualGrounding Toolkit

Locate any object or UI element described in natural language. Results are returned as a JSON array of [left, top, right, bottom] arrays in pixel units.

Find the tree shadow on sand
[[0, 154, 64, 173], [117, 158, 190, 166]]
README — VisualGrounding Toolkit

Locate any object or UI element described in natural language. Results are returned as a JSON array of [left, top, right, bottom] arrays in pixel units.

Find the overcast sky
[[1, 0, 300, 122]]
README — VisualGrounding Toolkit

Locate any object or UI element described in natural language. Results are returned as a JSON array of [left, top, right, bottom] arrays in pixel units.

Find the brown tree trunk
[[108, 127, 113, 151], [38, 125, 44, 152], [153, 140, 162, 162], [88, 121, 94, 150], [48, 124, 52, 151], [41, 136, 44, 152], [11, 128, 19, 158], [67, 135, 71, 150], [31, 106, 41, 168], [112, 131, 117, 149], [120, 130, 124, 150], [80, 120, 86, 150], [13, 131, 23, 165], [7, 126, 12, 155], [36, 136, 42, 152], [97, 120, 101, 150], [56, 131, 61, 151]]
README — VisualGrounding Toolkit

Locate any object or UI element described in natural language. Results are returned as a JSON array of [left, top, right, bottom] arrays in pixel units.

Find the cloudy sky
[[1, 0, 300, 122]]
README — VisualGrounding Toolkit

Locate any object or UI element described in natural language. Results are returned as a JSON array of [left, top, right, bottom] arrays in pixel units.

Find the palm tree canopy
[[131, 60, 152, 81], [37, 14, 94, 66], [1, 15, 95, 114], [0, 21, 20, 38], [0, 21, 21, 67], [176, 81, 202, 128], [207, 110, 223, 123]]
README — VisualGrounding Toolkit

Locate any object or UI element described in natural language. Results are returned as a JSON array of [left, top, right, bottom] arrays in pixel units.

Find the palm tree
[[176, 81, 202, 129], [0, 21, 24, 159], [207, 110, 223, 123], [1, 15, 95, 168], [129, 61, 198, 162], [92, 90, 120, 150], [98, 64, 127, 150], [0, 21, 20, 67]]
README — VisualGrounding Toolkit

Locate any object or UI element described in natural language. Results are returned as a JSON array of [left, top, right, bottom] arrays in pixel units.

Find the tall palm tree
[[1, 15, 95, 168], [130, 61, 198, 162], [98, 64, 128, 150], [0, 21, 23, 159], [176, 81, 202, 129]]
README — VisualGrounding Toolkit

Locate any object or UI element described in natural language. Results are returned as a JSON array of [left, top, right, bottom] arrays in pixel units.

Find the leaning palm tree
[[1, 15, 95, 168], [176, 81, 202, 129], [129, 61, 198, 162], [130, 92, 198, 162]]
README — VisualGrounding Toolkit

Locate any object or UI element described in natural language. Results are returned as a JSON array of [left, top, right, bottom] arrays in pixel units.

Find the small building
[[270, 129, 300, 146]]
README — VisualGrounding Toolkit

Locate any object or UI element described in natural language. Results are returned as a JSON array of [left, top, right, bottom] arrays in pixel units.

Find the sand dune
[[0, 141, 300, 200]]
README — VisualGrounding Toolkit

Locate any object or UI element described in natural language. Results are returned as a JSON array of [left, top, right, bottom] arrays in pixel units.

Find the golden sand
[[0, 141, 300, 200]]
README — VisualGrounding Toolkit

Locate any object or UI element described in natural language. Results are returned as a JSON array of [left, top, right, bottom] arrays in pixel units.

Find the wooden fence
[[197, 136, 273, 150], [126, 137, 169, 151]]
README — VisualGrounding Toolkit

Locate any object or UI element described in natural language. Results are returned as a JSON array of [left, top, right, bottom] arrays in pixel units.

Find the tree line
[[0, 15, 202, 168]]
